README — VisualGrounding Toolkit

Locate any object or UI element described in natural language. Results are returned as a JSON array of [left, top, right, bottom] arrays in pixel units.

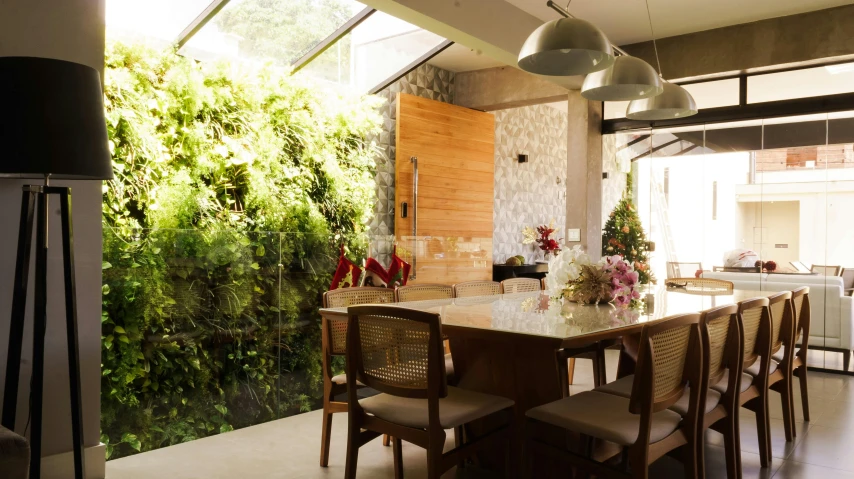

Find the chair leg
[[344, 419, 360, 479], [454, 426, 465, 469], [683, 439, 699, 479], [320, 410, 334, 467], [383, 434, 391, 447], [426, 433, 446, 479], [845, 350, 852, 372], [567, 357, 576, 385], [722, 412, 742, 479], [797, 365, 810, 422], [752, 396, 772, 468], [628, 447, 649, 479], [778, 379, 795, 442], [392, 437, 404, 479], [597, 348, 608, 386]]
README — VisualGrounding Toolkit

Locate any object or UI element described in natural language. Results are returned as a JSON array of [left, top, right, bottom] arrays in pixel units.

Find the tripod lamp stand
[[0, 57, 113, 479]]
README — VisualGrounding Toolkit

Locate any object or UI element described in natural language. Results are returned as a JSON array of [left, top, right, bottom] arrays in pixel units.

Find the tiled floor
[[107, 351, 854, 478]]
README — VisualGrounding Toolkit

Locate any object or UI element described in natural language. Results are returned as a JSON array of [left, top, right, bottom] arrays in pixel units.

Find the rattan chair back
[[395, 283, 454, 302], [767, 291, 793, 355], [699, 305, 741, 391], [630, 313, 702, 414], [666, 278, 734, 293], [346, 305, 446, 399], [810, 264, 842, 276], [453, 280, 500, 298], [500, 278, 541, 294], [322, 287, 395, 355], [791, 287, 810, 344], [737, 297, 771, 371], [667, 262, 703, 279]]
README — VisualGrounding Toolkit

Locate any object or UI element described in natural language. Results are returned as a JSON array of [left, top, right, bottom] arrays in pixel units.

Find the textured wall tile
[[493, 105, 568, 264]]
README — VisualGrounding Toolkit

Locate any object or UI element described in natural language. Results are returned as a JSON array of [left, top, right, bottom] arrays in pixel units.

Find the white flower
[[545, 246, 591, 293]]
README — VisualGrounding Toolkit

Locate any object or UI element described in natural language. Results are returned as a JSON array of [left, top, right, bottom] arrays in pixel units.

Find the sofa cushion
[[0, 425, 29, 479]]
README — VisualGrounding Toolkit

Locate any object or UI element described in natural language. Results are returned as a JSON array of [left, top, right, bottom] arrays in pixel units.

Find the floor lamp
[[0, 57, 113, 479]]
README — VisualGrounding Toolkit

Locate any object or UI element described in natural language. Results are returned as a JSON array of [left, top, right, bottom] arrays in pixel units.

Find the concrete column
[[0, 1, 106, 478], [565, 92, 603, 257]]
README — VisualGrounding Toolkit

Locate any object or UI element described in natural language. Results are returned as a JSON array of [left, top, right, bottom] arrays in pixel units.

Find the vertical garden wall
[[100, 43, 381, 458]]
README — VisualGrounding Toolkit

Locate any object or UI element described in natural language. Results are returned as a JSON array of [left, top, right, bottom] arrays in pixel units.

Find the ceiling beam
[[175, 0, 232, 50], [291, 7, 375, 73]]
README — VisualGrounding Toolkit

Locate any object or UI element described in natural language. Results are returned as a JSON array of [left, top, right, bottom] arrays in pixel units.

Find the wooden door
[[395, 93, 494, 284]]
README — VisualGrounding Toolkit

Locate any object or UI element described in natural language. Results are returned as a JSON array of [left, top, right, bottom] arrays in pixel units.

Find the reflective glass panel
[[298, 11, 446, 92], [180, 0, 366, 63], [748, 62, 854, 103], [106, 0, 212, 46]]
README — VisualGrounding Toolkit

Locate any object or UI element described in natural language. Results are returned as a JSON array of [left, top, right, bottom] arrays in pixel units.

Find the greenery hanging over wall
[[100, 42, 381, 459]]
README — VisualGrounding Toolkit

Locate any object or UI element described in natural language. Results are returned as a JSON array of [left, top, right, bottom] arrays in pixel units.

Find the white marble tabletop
[[319, 286, 777, 341]]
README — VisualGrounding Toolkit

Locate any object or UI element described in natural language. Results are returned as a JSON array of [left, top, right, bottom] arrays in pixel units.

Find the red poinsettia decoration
[[536, 223, 562, 254]]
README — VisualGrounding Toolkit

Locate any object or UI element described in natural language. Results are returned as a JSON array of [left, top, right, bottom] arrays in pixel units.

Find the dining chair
[[320, 287, 395, 467], [729, 297, 774, 467], [666, 278, 734, 293], [395, 283, 454, 302], [772, 287, 811, 432], [667, 261, 703, 279], [499, 277, 541, 294], [344, 305, 515, 479], [810, 264, 842, 276], [527, 313, 704, 479], [596, 306, 746, 478], [454, 280, 500, 298], [749, 291, 797, 442]]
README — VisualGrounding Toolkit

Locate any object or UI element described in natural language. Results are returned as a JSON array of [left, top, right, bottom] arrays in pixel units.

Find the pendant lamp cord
[[565, 0, 572, 9], [644, 0, 663, 77]]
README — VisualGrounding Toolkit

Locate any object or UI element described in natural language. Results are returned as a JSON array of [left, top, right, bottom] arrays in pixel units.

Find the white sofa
[[701, 271, 854, 370]]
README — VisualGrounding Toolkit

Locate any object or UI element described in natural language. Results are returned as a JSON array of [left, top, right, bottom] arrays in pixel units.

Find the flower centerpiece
[[522, 220, 562, 261], [546, 246, 641, 307]]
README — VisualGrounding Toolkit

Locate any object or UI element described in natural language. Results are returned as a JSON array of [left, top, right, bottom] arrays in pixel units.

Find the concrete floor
[[107, 350, 854, 478]]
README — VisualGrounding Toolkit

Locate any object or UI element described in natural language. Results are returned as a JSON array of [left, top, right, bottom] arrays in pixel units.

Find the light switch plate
[[567, 228, 581, 242]]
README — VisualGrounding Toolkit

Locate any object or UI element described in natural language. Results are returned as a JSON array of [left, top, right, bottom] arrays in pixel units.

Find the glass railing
[[100, 228, 492, 459]]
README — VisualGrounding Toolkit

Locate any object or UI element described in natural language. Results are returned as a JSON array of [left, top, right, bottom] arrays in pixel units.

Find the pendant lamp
[[624, 0, 698, 119], [518, 17, 614, 76], [626, 81, 698, 119], [581, 55, 663, 101]]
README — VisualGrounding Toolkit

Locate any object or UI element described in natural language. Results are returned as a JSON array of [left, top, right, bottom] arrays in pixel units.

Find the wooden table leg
[[447, 331, 563, 476]]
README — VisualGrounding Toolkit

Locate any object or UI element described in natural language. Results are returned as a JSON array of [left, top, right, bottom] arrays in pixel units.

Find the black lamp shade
[[0, 57, 113, 179]]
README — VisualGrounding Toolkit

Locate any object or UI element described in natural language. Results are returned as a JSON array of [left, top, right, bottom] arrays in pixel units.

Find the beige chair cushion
[[333, 353, 455, 385], [594, 375, 634, 398], [772, 348, 785, 363], [595, 375, 720, 417], [0, 425, 29, 479], [745, 360, 778, 377], [526, 391, 682, 446], [360, 386, 514, 429], [710, 369, 753, 394]]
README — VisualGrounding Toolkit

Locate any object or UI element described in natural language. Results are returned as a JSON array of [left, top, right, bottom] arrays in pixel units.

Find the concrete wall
[[455, 66, 570, 111], [622, 4, 854, 81], [0, 0, 106, 476]]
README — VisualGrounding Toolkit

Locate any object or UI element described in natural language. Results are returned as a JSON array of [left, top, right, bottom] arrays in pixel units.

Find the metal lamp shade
[[581, 55, 663, 101], [518, 18, 615, 76], [626, 82, 698, 120], [0, 57, 113, 179]]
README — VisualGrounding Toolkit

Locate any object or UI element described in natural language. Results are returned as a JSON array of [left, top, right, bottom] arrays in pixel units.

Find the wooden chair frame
[[453, 280, 500, 298], [499, 278, 542, 294], [319, 287, 395, 466], [557, 340, 617, 391], [765, 291, 797, 443], [665, 278, 734, 292], [528, 313, 704, 479], [395, 283, 454, 302], [734, 297, 774, 468], [344, 305, 514, 479], [779, 288, 811, 433], [695, 304, 743, 479], [810, 264, 842, 276]]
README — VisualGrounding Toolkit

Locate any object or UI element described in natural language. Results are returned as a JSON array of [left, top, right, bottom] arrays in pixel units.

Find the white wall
[[0, 0, 105, 470]]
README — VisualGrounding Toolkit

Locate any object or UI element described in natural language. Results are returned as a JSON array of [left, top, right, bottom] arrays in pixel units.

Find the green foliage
[[101, 42, 381, 459], [602, 174, 654, 284]]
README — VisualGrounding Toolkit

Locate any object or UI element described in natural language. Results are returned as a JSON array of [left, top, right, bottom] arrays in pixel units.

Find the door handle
[[410, 156, 418, 280]]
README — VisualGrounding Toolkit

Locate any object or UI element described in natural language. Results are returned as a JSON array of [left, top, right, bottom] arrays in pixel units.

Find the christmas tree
[[602, 174, 653, 284]]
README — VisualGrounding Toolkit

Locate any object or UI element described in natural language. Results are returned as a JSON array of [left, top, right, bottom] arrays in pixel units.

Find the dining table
[[318, 285, 776, 475]]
